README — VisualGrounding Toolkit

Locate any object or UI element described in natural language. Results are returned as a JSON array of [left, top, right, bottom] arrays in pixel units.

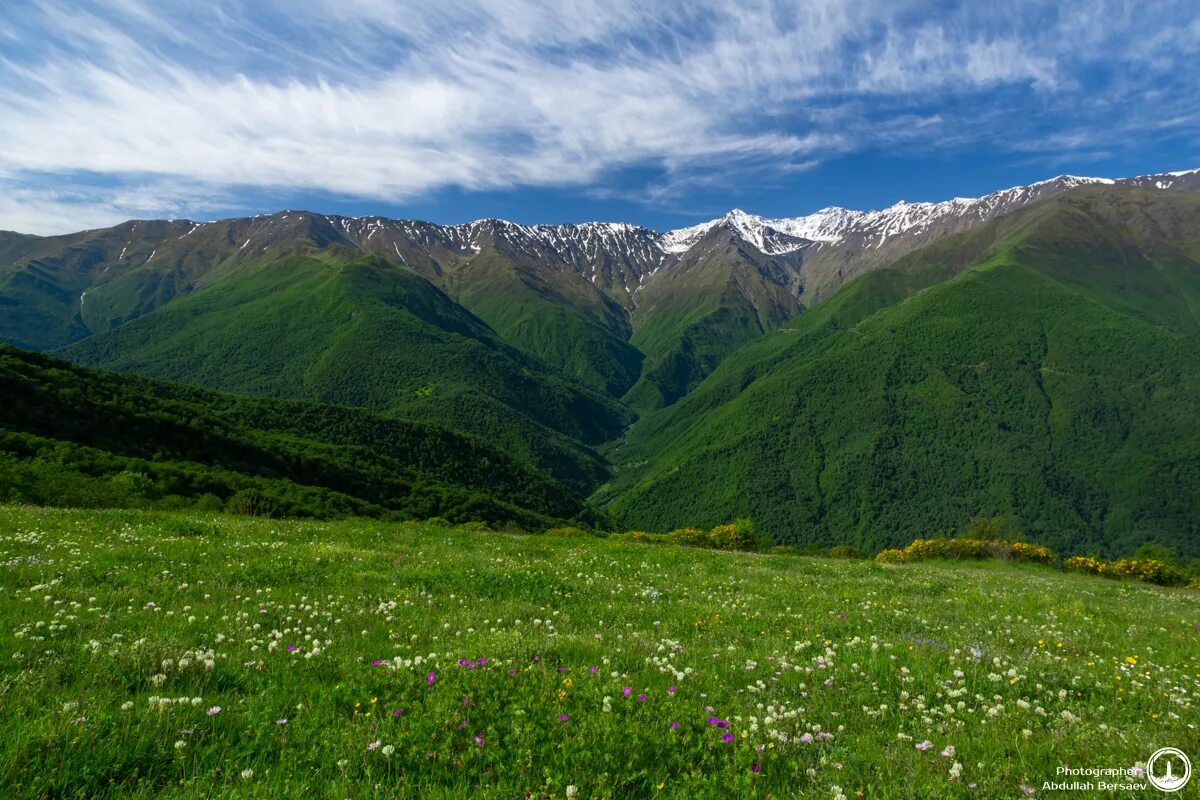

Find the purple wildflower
[[622, 686, 631, 697], [391, 709, 404, 717], [669, 721, 680, 729], [722, 733, 734, 743], [367, 740, 381, 751], [558, 714, 570, 722], [751, 763, 761, 773], [426, 672, 436, 685]]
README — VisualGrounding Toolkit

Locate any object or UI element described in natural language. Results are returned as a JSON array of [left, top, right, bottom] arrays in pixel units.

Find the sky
[[1, 0, 1198, 235]]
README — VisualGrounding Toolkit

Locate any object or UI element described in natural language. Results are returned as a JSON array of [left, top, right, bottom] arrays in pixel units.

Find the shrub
[[227, 489, 277, 518], [829, 545, 864, 560], [1189, 577, 1200, 591], [1009, 542, 1056, 565], [456, 521, 492, 533], [1065, 555, 1188, 587], [424, 517, 452, 528], [1064, 555, 1107, 577], [665, 527, 707, 547], [1108, 558, 1188, 587], [896, 538, 1056, 564], [625, 531, 668, 544], [875, 549, 909, 564], [545, 526, 593, 539], [707, 518, 758, 551]]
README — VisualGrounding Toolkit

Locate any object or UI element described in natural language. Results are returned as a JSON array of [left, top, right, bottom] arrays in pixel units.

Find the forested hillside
[[0, 345, 597, 528]]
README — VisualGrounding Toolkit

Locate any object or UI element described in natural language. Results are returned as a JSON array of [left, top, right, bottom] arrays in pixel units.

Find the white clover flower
[[240, 768, 254, 779]]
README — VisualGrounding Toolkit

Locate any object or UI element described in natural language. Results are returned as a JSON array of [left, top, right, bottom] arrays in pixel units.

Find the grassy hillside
[[0, 345, 598, 527], [58, 250, 630, 490], [0, 505, 1195, 798], [603, 188, 1200, 559]]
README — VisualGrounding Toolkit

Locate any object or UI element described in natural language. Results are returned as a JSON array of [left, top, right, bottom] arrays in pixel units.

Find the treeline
[[0, 345, 602, 528]]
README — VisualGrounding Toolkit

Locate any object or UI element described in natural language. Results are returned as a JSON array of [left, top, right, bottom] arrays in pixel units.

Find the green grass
[[1, 505, 1195, 799]]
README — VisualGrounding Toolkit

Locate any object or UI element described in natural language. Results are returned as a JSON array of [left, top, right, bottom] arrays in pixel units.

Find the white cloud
[[0, 0, 1198, 233]]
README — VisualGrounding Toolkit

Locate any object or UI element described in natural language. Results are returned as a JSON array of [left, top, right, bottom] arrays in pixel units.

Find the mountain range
[[3, 168, 1199, 557]]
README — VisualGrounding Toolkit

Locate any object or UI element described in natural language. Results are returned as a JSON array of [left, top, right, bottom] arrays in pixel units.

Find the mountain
[[0, 345, 596, 527], [3, 168, 1200, 558], [5, 169, 1196, 411], [598, 185, 1200, 559], [58, 248, 628, 491]]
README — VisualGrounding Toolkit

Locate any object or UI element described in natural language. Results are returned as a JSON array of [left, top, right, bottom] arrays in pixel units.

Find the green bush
[[545, 526, 593, 538], [829, 545, 864, 560], [706, 518, 759, 551]]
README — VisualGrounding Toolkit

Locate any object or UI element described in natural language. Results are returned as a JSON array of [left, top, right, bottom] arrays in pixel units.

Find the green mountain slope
[[443, 246, 644, 397], [0, 345, 597, 527], [601, 187, 1200, 559], [625, 227, 805, 410], [59, 249, 630, 490]]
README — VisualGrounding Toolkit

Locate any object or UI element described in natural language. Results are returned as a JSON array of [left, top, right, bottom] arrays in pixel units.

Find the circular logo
[[1147, 748, 1191, 793]]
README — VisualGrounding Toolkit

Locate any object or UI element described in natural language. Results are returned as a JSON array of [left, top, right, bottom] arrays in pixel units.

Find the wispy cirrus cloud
[[1, 0, 1198, 233]]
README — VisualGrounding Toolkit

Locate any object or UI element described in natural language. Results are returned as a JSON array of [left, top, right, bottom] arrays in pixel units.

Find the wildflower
[[799, 733, 814, 743], [751, 763, 761, 773], [381, 745, 395, 757], [638, 694, 647, 702], [276, 718, 288, 725], [427, 672, 436, 685], [916, 740, 934, 751], [391, 709, 404, 717], [286, 644, 297, 652], [940, 745, 955, 758], [474, 734, 485, 748], [207, 706, 221, 716], [120, 701, 134, 711], [371, 659, 387, 667], [367, 740, 381, 751], [722, 733, 734, 743], [669, 721, 680, 729], [949, 762, 963, 781], [240, 768, 254, 780], [566, 787, 578, 799], [587, 666, 598, 674], [623, 686, 631, 697], [667, 686, 677, 694], [174, 740, 187, 749], [1020, 785, 1036, 796], [558, 714, 570, 721]]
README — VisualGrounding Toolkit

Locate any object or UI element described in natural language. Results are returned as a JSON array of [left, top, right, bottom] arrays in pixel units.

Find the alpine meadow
[[2, 1, 1200, 798]]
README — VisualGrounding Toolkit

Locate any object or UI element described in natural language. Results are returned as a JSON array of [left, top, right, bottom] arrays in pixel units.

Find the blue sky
[[0, 0, 1198, 234]]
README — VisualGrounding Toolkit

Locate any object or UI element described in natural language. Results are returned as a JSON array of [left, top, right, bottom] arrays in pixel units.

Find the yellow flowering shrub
[[891, 538, 1058, 564], [1065, 555, 1189, 587], [874, 548, 909, 564], [665, 527, 707, 547], [706, 520, 758, 551]]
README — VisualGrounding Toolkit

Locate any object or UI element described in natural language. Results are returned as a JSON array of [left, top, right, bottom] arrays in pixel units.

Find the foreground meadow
[[0, 506, 1196, 799]]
